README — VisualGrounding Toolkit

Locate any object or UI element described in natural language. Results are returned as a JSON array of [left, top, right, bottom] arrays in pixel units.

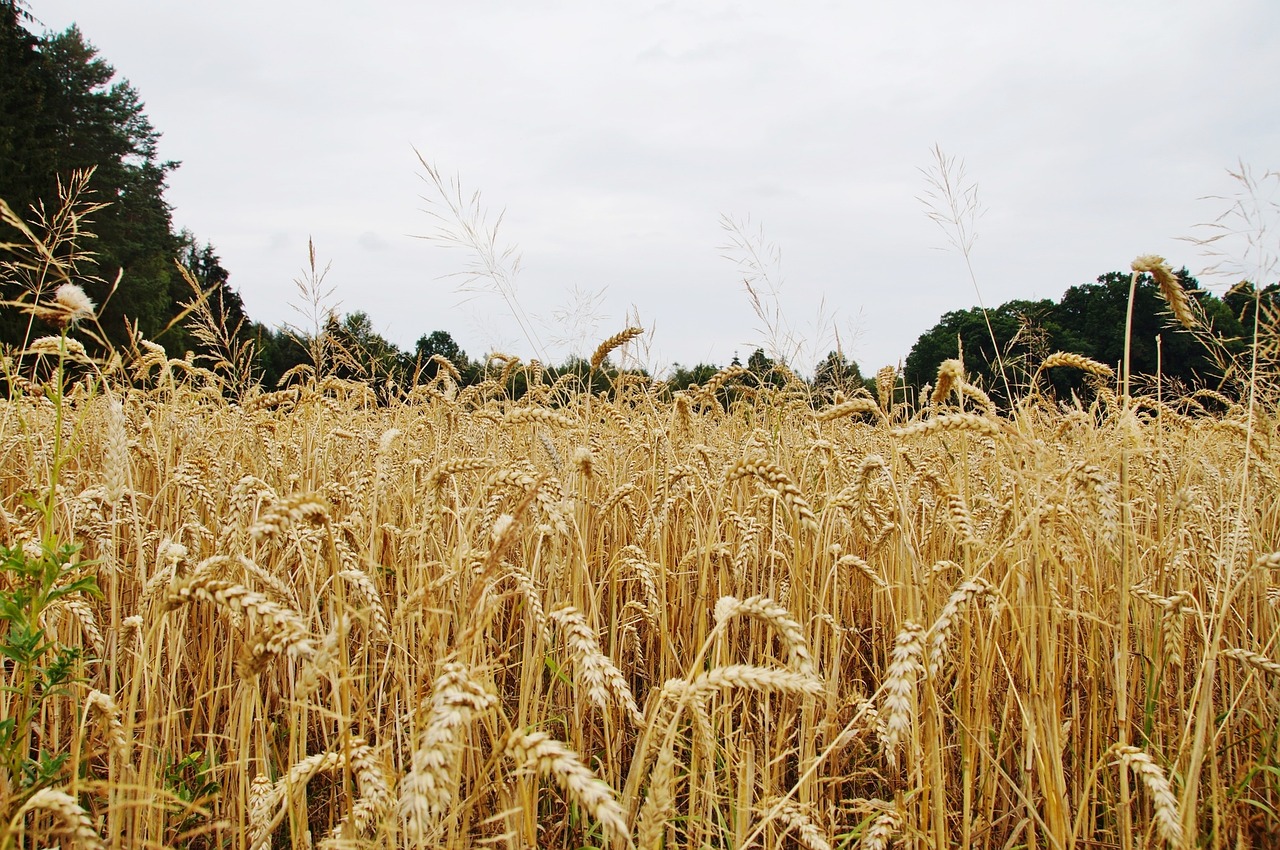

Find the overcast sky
[[29, 0, 1280, 376]]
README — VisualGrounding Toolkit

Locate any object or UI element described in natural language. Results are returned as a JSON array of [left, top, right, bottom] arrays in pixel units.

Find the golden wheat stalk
[[635, 739, 679, 850], [725, 456, 819, 533], [1222, 647, 1280, 677]]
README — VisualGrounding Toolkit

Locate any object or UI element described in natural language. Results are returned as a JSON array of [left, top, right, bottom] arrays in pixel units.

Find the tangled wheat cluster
[[1, 327, 1279, 850]]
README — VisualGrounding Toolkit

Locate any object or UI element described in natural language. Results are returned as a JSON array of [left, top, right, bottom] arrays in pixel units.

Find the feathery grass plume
[[503, 730, 634, 850], [927, 577, 994, 676], [1132, 254, 1196, 329], [12, 787, 106, 849], [399, 663, 498, 839], [881, 621, 924, 769], [24, 282, 97, 330], [931, 358, 964, 406], [590, 326, 644, 372], [725, 456, 819, 534], [713, 594, 816, 677], [1222, 647, 1280, 677], [1111, 743, 1184, 847], [549, 606, 644, 725], [891, 412, 1002, 439]]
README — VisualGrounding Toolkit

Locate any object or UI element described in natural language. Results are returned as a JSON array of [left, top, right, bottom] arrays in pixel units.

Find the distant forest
[[3, 1, 1274, 404]]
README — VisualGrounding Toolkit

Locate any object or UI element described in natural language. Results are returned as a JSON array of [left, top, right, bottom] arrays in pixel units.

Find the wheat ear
[[713, 594, 817, 677], [590, 327, 644, 371], [11, 788, 105, 850], [1111, 743, 1183, 847], [881, 621, 924, 769], [398, 662, 498, 840], [504, 730, 634, 850], [549, 606, 644, 725], [1132, 254, 1196, 329]]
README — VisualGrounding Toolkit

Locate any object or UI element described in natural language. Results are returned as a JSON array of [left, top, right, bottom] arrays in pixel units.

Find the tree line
[[2, 1, 1272, 406]]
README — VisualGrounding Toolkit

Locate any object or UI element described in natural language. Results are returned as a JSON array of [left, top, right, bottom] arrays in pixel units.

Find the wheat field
[[0, 313, 1277, 850]]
